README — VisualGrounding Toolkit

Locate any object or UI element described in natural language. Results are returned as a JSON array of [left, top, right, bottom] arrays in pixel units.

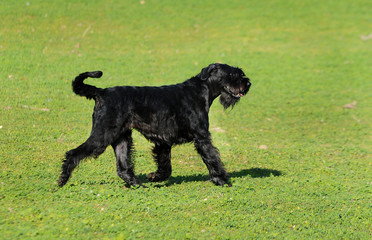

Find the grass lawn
[[0, 0, 371, 239]]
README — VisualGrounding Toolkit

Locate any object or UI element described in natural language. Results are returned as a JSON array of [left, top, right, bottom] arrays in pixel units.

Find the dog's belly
[[132, 118, 193, 145], [140, 131, 193, 145]]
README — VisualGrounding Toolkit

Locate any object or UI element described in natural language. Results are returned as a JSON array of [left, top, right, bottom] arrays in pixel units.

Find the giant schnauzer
[[58, 63, 251, 187]]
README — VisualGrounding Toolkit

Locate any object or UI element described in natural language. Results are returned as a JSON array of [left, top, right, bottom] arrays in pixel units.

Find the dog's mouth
[[224, 83, 250, 99], [224, 86, 245, 98]]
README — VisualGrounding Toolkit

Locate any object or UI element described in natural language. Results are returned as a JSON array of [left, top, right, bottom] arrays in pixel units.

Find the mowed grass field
[[0, 0, 371, 239]]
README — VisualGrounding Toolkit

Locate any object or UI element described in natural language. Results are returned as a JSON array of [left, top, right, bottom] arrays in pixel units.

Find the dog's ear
[[198, 64, 217, 80]]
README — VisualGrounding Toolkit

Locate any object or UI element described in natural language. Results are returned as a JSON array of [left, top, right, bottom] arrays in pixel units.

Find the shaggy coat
[[58, 63, 251, 187]]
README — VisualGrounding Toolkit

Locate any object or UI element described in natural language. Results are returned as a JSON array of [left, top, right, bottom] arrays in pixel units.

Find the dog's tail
[[72, 71, 103, 99]]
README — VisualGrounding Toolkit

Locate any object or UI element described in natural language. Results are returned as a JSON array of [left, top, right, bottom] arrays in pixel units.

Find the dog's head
[[198, 63, 251, 109]]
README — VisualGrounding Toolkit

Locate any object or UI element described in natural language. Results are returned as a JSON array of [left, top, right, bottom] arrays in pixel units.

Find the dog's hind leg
[[112, 131, 143, 187], [146, 144, 172, 182], [58, 136, 107, 187]]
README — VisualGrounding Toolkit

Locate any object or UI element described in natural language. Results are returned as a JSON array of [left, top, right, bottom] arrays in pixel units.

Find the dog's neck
[[207, 81, 222, 106], [184, 77, 222, 107]]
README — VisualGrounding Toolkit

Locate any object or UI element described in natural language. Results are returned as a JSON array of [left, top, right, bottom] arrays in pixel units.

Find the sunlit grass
[[0, 0, 371, 239]]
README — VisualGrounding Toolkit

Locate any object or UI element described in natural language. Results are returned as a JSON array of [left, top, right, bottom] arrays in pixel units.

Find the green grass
[[1, 0, 371, 239]]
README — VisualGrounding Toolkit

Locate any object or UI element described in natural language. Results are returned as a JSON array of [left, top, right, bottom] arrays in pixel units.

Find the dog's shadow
[[138, 168, 282, 187]]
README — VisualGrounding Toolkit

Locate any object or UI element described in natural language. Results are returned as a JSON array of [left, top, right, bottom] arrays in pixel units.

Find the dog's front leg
[[194, 138, 231, 186], [112, 131, 144, 187], [147, 144, 172, 182]]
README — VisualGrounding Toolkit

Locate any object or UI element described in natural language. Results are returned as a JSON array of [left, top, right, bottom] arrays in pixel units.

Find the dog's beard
[[220, 91, 241, 109]]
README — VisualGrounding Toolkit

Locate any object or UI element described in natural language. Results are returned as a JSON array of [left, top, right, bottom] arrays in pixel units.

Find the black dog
[[58, 63, 251, 187]]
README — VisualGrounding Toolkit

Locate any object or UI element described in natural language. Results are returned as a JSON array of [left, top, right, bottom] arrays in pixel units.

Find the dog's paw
[[146, 172, 169, 182], [58, 174, 69, 187], [129, 183, 147, 189], [127, 178, 146, 188], [210, 177, 232, 187]]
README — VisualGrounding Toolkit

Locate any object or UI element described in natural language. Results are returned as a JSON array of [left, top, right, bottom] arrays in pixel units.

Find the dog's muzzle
[[224, 81, 251, 99]]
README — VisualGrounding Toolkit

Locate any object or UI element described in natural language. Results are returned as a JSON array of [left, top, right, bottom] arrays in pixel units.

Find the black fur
[[58, 63, 251, 187]]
